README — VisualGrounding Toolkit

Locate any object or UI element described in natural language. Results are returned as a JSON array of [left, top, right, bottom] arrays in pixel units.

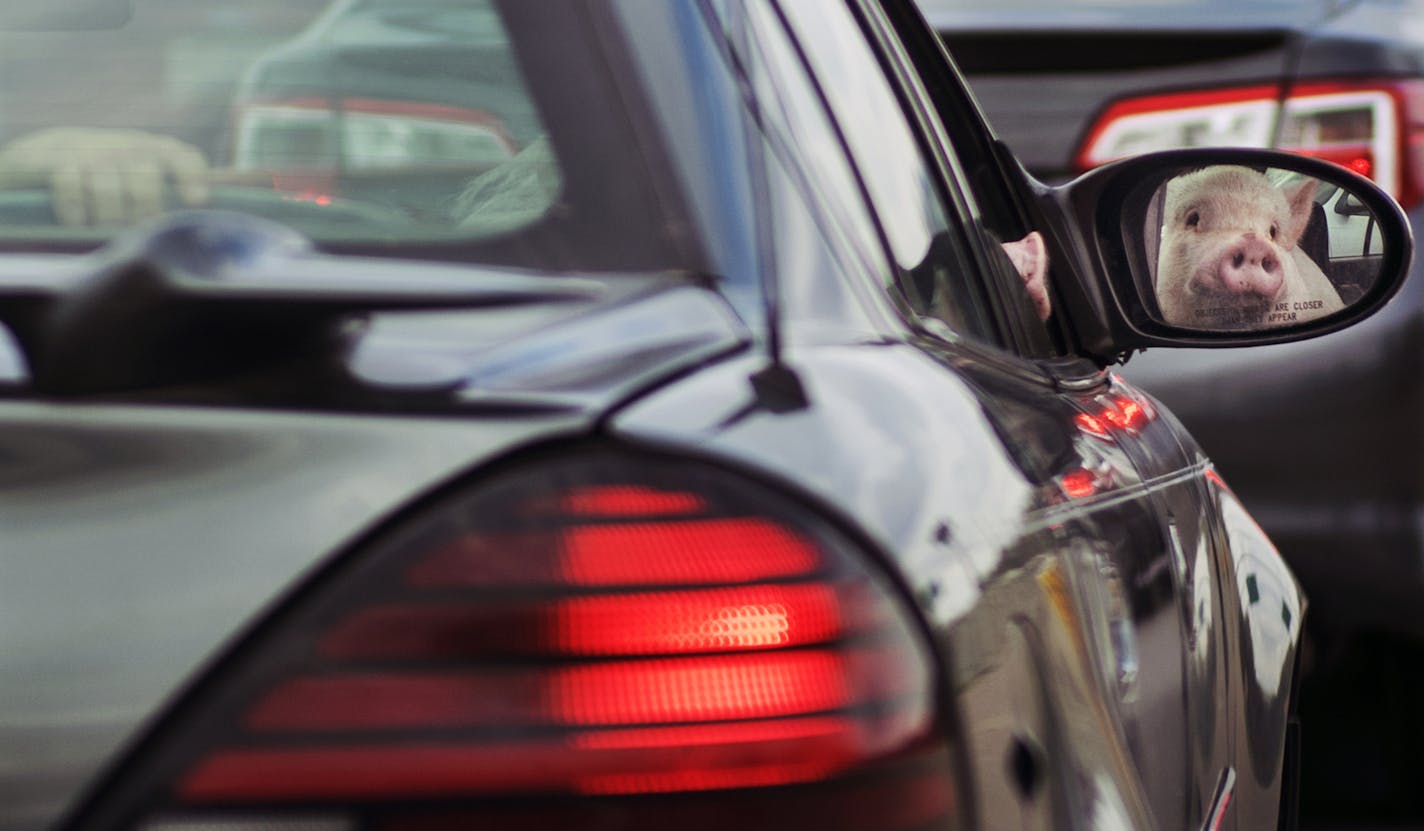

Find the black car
[[0, 2, 1410, 831], [919, 0, 1424, 819]]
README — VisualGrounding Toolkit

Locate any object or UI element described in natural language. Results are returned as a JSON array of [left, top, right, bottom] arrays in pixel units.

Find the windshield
[[0, 0, 698, 271]]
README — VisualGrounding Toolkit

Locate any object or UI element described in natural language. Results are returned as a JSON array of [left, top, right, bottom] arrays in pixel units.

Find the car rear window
[[0, 0, 694, 272]]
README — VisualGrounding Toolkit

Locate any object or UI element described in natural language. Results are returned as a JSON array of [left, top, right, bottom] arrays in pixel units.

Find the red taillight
[[557, 484, 709, 516], [317, 583, 860, 659], [1060, 468, 1099, 499], [1061, 386, 1157, 501], [406, 518, 822, 586], [1073, 388, 1157, 442], [104, 451, 957, 830], [1075, 79, 1424, 208]]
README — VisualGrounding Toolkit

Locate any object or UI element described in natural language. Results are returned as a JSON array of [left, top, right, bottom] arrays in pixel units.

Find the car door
[[863, 4, 1310, 830], [771, 1, 1244, 828]]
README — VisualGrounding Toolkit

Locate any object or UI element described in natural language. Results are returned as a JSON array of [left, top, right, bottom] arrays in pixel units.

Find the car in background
[[228, 0, 537, 217], [917, 0, 1424, 821], [0, 2, 1412, 831]]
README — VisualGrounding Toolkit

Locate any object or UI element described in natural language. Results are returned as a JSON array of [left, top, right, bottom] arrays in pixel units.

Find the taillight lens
[[87, 448, 957, 831], [1075, 79, 1424, 208]]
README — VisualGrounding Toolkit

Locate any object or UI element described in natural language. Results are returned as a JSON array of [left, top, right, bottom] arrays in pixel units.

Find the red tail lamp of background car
[[113, 453, 957, 831], [231, 97, 520, 206], [1076, 79, 1424, 208]]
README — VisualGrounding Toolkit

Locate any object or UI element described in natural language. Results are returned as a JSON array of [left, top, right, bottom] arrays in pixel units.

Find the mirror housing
[[1050, 147, 1413, 362]]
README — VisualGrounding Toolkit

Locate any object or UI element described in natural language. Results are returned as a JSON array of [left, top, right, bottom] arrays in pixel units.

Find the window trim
[[705, 0, 910, 339], [765, 0, 1012, 345], [838, 0, 1069, 359]]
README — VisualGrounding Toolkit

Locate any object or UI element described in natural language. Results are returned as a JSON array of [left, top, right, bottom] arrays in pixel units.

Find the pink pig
[[1155, 165, 1344, 329]]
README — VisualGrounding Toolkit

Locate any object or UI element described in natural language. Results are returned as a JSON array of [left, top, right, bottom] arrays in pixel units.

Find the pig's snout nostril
[[1216, 237, 1283, 298]]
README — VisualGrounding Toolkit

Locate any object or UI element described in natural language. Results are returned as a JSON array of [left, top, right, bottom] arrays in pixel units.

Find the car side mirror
[[1054, 147, 1412, 356]]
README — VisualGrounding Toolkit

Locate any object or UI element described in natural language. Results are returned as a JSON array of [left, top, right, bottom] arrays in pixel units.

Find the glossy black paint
[[1, 1, 1408, 830], [922, 0, 1424, 817]]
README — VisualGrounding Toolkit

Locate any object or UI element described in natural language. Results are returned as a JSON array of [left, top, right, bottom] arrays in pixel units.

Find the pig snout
[[1211, 236, 1283, 299]]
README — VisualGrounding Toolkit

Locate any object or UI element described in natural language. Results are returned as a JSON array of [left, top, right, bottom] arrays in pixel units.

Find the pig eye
[[1269, 222, 1279, 240], [1185, 210, 1200, 229]]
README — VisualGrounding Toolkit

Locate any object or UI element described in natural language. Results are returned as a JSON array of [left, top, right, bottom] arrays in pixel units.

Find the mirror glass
[[1142, 164, 1388, 331]]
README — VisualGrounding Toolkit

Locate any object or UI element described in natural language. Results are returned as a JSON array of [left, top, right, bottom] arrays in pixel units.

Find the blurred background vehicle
[[228, 0, 537, 217], [917, 0, 1424, 823]]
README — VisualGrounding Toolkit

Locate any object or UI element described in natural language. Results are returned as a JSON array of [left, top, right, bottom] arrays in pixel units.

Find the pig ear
[[1281, 177, 1318, 246]]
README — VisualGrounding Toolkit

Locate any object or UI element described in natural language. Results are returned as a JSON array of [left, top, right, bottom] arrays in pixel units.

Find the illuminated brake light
[[1076, 79, 1424, 208], [1074, 412, 1110, 438], [557, 484, 708, 516], [110, 452, 955, 830], [318, 584, 860, 660], [406, 518, 822, 586], [1101, 396, 1149, 432], [1074, 390, 1157, 441], [181, 716, 867, 801], [562, 521, 821, 584], [1060, 468, 1099, 499]]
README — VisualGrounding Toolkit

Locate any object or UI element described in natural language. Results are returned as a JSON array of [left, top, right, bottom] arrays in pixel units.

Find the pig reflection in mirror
[[1155, 166, 1344, 329]]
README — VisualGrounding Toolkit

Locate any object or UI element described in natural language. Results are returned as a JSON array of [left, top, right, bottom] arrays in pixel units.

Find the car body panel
[[0, 275, 751, 831], [613, 331, 1297, 831], [0, 1, 1395, 830], [924, 0, 1424, 634], [1117, 221, 1424, 641], [0, 405, 586, 831], [919, 0, 1424, 818]]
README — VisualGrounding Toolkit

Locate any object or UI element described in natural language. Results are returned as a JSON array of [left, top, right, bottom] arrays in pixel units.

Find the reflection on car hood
[[918, 0, 1341, 31], [0, 242, 751, 413], [350, 282, 753, 412]]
